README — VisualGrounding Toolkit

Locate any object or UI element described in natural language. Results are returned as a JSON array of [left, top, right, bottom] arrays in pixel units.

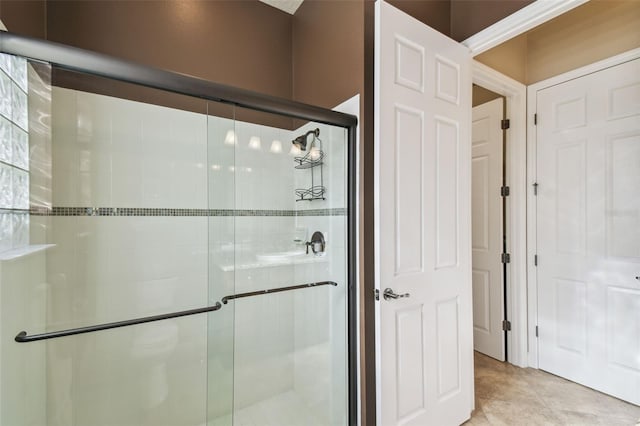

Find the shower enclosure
[[0, 33, 357, 426]]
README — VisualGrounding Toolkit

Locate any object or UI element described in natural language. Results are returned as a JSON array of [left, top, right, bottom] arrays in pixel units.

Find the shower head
[[292, 128, 320, 151]]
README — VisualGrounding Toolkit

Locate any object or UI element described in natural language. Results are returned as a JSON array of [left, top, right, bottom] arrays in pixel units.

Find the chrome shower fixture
[[292, 128, 320, 151]]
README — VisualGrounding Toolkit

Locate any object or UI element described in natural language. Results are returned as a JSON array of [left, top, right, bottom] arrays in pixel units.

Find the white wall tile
[[46, 215, 209, 426], [0, 252, 48, 426]]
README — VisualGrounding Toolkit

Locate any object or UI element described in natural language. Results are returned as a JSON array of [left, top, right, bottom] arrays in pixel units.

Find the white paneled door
[[375, 1, 473, 425], [472, 98, 505, 361], [536, 58, 640, 405]]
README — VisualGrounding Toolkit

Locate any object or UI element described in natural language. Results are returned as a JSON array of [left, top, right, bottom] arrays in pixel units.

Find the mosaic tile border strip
[[29, 206, 347, 217]]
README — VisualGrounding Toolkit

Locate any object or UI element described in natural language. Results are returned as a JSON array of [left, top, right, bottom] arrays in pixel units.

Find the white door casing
[[535, 58, 640, 405], [473, 60, 528, 369], [472, 98, 505, 361], [375, 1, 473, 425]]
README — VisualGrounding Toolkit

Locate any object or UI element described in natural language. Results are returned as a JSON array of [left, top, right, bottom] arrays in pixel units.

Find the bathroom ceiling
[[259, 0, 304, 15]]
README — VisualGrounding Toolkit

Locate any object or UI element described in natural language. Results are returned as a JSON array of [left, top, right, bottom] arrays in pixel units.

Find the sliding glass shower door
[[0, 46, 352, 426], [209, 106, 348, 425]]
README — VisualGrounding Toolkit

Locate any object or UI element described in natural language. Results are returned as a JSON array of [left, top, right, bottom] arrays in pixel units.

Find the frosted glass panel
[[13, 169, 29, 209], [0, 70, 11, 119], [0, 163, 13, 208], [0, 116, 11, 163], [0, 211, 11, 252], [12, 84, 28, 130], [0, 53, 31, 254], [11, 56, 28, 91], [12, 126, 28, 170], [11, 212, 29, 247], [0, 53, 12, 75]]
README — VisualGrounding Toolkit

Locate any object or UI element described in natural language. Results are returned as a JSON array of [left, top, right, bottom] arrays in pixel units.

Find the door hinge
[[534, 113, 538, 125], [502, 320, 512, 331], [535, 326, 539, 337], [501, 253, 511, 264], [501, 186, 510, 197], [533, 182, 538, 196], [501, 119, 510, 130], [534, 254, 538, 266], [374, 289, 380, 301]]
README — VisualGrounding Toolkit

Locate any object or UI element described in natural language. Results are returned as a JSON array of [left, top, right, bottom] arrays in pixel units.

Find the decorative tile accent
[[296, 208, 347, 216], [30, 207, 348, 217]]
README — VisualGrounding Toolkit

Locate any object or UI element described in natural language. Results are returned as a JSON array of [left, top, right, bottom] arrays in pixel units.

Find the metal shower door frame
[[0, 31, 359, 426]]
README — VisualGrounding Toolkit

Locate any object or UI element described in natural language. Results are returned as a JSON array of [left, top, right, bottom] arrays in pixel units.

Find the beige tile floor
[[466, 352, 640, 426]]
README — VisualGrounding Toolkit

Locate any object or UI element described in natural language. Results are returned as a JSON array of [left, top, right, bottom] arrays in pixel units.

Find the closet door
[[472, 98, 505, 361], [536, 58, 640, 405]]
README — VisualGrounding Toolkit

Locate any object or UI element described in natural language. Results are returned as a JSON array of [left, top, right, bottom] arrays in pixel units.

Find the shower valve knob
[[305, 231, 326, 255]]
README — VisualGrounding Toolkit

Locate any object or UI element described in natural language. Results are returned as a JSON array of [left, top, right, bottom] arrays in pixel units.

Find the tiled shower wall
[[44, 87, 348, 425]]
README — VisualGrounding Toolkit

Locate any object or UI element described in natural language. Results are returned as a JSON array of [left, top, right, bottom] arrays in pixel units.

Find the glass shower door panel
[[207, 101, 237, 426], [44, 72, 215, 426], [0, 62, 236, 426], [226, 108, 349, 425], [290, 121, 349, 426]]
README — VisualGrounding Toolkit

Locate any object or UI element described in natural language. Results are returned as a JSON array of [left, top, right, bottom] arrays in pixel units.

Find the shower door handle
[[383, 288, 410, 301]]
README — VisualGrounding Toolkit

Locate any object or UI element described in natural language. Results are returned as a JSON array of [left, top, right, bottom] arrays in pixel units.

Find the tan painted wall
[[475, 0, 640, 85], [526, 0, 640, 83], [473, 84, 503, 107], [475, 33, 528, 83]]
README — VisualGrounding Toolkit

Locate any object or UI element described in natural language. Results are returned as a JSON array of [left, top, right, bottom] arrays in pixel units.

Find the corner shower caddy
[[294, 128, 326, 201]]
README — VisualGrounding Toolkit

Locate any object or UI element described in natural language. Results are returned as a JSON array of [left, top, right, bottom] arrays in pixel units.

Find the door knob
[[383, 288, 410, 301]]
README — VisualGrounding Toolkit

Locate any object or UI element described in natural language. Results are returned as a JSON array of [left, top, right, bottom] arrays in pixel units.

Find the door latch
[[383, 288, 410, 301]]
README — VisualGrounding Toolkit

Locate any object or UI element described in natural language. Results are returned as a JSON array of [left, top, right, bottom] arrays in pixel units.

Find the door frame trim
[[526, 47, 640, 368], [462, 0, 588, 56], [472, 60, 528, 367]]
